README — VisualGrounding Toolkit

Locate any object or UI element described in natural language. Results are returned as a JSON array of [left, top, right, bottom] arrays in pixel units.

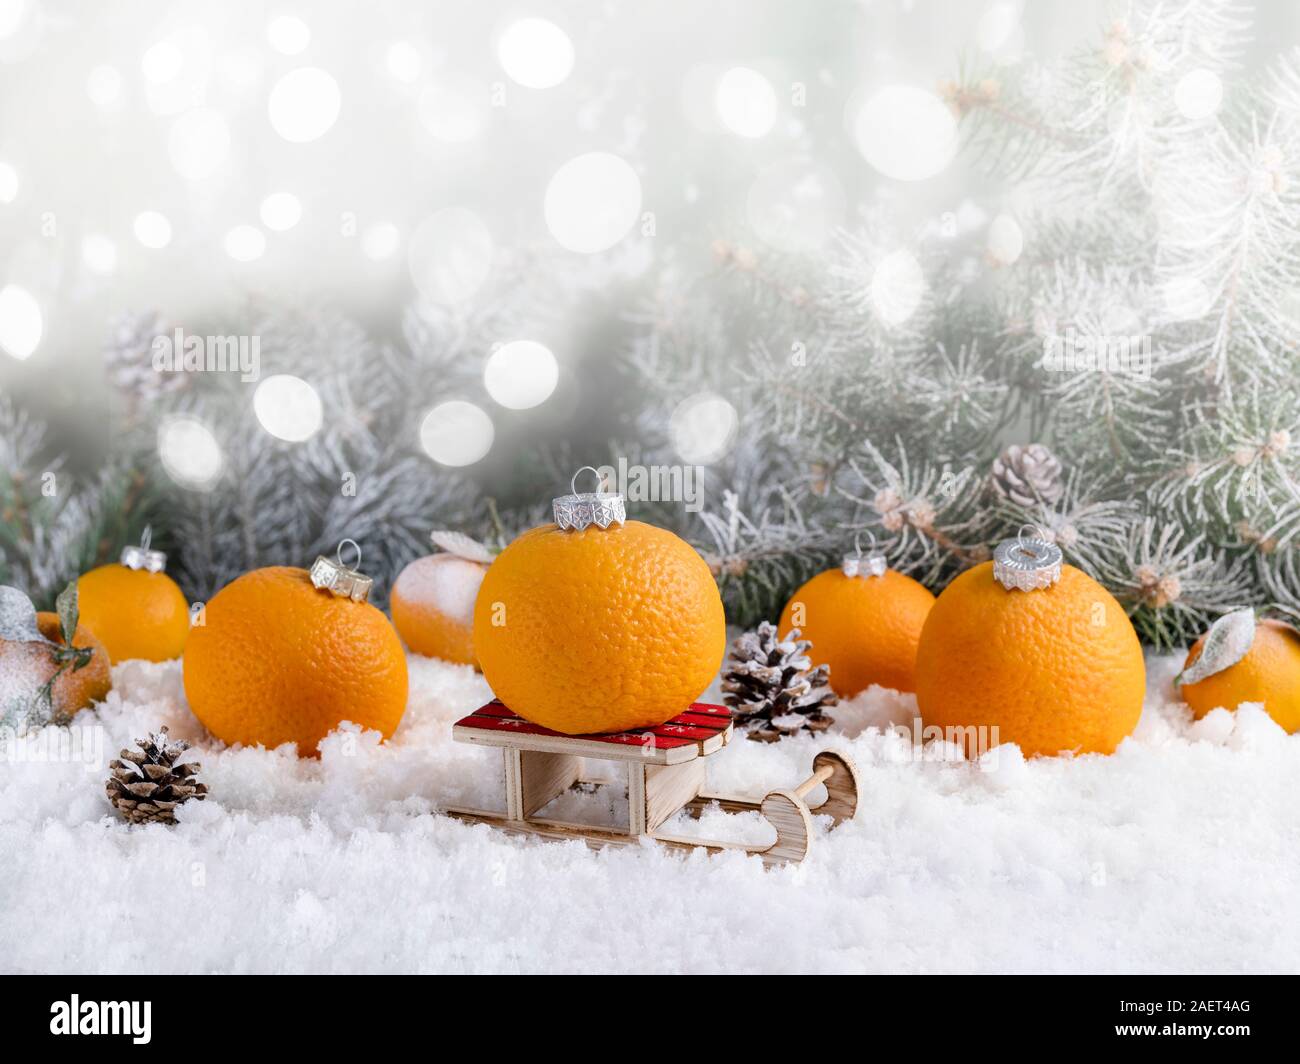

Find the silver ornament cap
[[310, 538, 374, 603], [552, 466, 626, 531], [993, 526, 1063, 592], [120, 525, 167, 573], [842, 531, 887, 578]]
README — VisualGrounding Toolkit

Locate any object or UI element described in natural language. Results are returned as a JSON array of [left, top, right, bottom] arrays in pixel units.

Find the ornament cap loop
[[311, 538, 374, 603], [120, 524, 167, 573], [552, 465, 626, 531], [993, 525, 1063, 591], [842, 530, 887, 578]]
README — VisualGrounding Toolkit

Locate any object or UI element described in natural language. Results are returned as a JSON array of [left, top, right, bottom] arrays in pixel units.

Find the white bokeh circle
[[418, 78, 490, 143], [260, 192, 302, 231], [133, 210, 173, 249], [158, 416, 223, 490], [497, 18, 574, 89], [81, 234, 117, 275], [669, 393, 739, 464], [266, 15, 310, 56], [544, 152, 642, 254], [168, 108, 230, 180], [1174, 69, 1223, 121], [870, 249, 926, 326], [253, 374, 323, 442], [987, 214, 1024, 265], [1162, 276, 1213, 321], [715, 66, 777, 138], [224, 225, 266, 262], [853, 85, 957, 182], [268, 67, 341, 143], [362, 222, 401, 261], [0, 283, 42, 360], [483, 340, 559, 410], [420, 400, 494, 467]]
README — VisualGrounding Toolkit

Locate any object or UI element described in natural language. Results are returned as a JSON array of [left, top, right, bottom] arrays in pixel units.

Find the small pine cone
[[102, 310, 187, 402], [990, 443, 1064, 506], [106, 727, 207, 826], [721, 621, 838, 742]]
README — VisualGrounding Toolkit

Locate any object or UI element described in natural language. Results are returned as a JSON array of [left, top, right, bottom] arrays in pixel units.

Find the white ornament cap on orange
[[841, 530, 887, 578], [993, 526, 1063, 591], [120, 525, 167, 573], [310, 538, 374, 603], [553, 465, 626, 531]]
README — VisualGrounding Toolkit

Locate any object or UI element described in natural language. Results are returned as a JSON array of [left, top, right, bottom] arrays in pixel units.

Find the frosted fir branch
[[905, 341, 1011, 456], [1152, 116, 1300, 390], [1156, 386, 1299, 533], [693, 488, 836, 628], [1089, 516, 1257, 649], [992, 468, 1141, 579], [0, 398, 152, 608], [837, 440, 993, 582]]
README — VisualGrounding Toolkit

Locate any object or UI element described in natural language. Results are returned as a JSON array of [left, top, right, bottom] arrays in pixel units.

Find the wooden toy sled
[[446, 700, 860, 865]]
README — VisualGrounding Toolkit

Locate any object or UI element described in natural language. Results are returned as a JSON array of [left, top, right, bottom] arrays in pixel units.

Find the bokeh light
[[496, 18, 574, 89], [86, 64, 123, 109], [385, 41, 422, 83], [987, 214, 1024, 265], [362, 222, 401, 261], [1175, 69, 1223, 120], [81, 234, 117, 275], [268, 67, 341, 142], [158, 415, 223, 490], [669, 393, 739, 464], [0, 0, 30, 41], [266, 15, 310, 56], [141, 40, 184, 84], [1162, 276, 1213, 321], [417, 78, 489, 142], [483, 340, 559, 409], [224, 225, 267, 261], [420, 400, 494, 466], [260, 192, 302, 231], [853, 84, 957, 181], [168, 108, 231, 180], [715, 66, 777, 138], [253, 374, 323, 441], [408, 207, 494, 303], [133, 210, 173, 248], [0, 284, 42, 360], [976, 2, 1024, 61], [870, 249, 925, 325], [544, 152, 642, 254]]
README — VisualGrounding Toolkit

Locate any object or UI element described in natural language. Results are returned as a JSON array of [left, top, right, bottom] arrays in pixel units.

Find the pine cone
[[721, 621, 838, 743], [102, 310, 187, 402], [106, 727, 207, 825], [990, 443, 1063, 506]]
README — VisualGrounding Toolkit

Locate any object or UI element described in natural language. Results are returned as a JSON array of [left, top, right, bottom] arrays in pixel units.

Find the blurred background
[[2, 0, 1299, 646]]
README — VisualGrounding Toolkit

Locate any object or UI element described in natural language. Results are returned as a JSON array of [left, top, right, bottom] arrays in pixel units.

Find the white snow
[[1, 651, 1296, 974]]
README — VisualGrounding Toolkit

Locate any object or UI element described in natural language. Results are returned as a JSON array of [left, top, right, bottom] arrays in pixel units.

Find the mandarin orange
[[472, 520, 725, 734], [182, 566, 408, 755]]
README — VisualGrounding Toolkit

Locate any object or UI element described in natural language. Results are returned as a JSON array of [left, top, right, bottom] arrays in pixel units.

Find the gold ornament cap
[[120, 525, 167, 573], [842, 531, 887, 578], [553, 466, 626, 531], [993, 525, 1063, 591], [310, 539, 373, 603]]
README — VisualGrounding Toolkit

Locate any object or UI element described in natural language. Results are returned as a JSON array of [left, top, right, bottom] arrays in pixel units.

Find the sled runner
[[446, 700, 859, 865]]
